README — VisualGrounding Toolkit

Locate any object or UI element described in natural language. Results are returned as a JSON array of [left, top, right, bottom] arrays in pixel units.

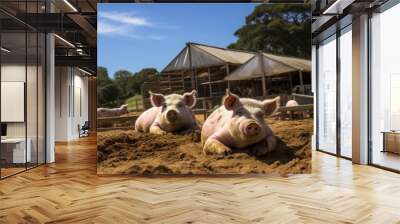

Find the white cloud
[[97, 21, 127, 35], [98, 10, 175, 40], [98, 11, 151, 27], [98, 21, 165, 40]]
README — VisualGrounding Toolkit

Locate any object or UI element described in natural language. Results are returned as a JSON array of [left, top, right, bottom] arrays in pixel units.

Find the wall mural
[[96, 3, 313, 175]]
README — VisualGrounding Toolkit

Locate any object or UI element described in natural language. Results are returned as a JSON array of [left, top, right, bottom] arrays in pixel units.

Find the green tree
[[97, 66, 112, 87], [126, 68, 158, 96], [97, 66, 158, 107], [228, 4, 311, 59], [114, 70, 134, 99], [97, 66, 121, 107]]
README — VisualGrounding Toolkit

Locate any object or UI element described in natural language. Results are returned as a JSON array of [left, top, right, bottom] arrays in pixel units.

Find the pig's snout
[[244, 122, 261, 136], [166, 110, 178, 122]]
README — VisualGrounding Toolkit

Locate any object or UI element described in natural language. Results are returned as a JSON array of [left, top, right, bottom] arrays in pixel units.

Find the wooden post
[[181, 72, 185, 91], [299, 70, 305, 94], [187, 43, 195, 90], [168, 73, 171, 93], [226, 64, 231, 90], [259, 51, 267, 97], [208, 67, 212, 96], [194, 69, 198, 93]]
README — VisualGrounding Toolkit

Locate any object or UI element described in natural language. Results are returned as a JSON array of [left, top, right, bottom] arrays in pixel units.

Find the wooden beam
[[299, 70, 305, 94], [208, 67, 212, 96], [259, 52, 267, 97], [226, 64, 231, 89], [187, 43, 195, 89]]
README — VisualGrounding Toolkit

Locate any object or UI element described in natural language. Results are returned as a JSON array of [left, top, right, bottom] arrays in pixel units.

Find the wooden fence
[[97, 115, 138, 132], [277, 104, 314, 120], [97, 94, 314, 132]]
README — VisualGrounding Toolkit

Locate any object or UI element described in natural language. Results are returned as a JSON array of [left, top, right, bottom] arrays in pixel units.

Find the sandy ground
[[97, 118, 312, 176]]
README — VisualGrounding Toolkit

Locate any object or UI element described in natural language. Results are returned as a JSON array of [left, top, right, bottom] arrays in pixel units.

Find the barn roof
[[225, 52, 311, 81], [162, 42, 255, 72]]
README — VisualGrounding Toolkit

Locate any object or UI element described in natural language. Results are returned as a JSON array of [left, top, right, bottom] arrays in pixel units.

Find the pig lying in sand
[[201, 90, 280, 156], [97, 104, 128, 118], [135, 90, 198, 134]]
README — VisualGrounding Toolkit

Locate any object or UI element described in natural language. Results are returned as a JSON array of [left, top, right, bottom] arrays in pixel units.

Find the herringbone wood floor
[[1, 136, 400, 224]]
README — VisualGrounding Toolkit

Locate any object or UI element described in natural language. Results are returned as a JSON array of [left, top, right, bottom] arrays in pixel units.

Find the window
[[317, 35, 337, 154], [370, 3, 400, 171], [339, 27, 352, 158], [0, 2, 46, 179]]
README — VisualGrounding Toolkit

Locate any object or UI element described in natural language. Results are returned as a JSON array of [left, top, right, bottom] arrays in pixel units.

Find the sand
[[97, 118, 312, 176]]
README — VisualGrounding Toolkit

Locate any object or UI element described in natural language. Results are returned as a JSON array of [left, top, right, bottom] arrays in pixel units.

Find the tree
[[97, 66, 121, 107], [97, 66, 158, 107], [114, 70, 134, 99], [97, 67, 112, 86], [97, 83, 122, 107], [228, 4, 311, 59], [126, 68, 158, 96]]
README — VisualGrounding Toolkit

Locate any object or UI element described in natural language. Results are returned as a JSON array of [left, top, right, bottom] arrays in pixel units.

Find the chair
[[79, 121, 90, 138]]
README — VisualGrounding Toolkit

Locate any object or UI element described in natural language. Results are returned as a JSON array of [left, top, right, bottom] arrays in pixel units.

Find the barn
[[141, 42, 311, 109]]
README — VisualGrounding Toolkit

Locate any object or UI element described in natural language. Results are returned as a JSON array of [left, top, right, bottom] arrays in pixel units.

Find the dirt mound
[[97, 118, 312, 176]]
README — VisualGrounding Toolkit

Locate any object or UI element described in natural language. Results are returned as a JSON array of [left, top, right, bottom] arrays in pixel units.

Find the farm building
[[141, 42, 312, 109]]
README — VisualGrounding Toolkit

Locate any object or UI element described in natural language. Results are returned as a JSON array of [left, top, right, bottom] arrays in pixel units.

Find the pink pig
[[285, 100, 299, 107], [135, 90, 198, 134], [201, 90, 280, 156]]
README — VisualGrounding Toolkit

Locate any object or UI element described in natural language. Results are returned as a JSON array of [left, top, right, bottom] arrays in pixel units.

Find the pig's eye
[[236, 110, 243, 116], [177, 103, 184, 108], [162, 103, 167, 108]]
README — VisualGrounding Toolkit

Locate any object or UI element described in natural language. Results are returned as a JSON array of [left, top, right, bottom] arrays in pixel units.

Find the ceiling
[[0, 0, 97, 73]]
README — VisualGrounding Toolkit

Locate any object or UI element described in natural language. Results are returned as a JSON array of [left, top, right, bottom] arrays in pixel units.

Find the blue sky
[[97, 3, 256, 77]]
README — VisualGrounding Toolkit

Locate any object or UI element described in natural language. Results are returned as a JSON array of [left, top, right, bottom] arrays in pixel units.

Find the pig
[[285, 100, 299, 107], [201, 90, 280, 156], [97, 104, 129, 118], [285, 100, 302, 119], [135, 90, 198, 134]]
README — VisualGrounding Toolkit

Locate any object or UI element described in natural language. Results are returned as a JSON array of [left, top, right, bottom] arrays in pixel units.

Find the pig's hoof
[[253, 137, 276, 156], [253, 146, 268, 156], [266, 136, 277, 152], [203, 140, 232, 155], [215, 146, 232, 155], [151, 129, 167, 135]]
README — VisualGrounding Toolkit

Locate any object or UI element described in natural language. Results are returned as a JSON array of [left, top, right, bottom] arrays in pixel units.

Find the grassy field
[[126, 95, 143, 111]]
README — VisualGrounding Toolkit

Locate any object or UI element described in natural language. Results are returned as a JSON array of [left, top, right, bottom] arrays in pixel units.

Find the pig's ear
[[262, 96, 280, 116], [183, 90, 197, 108], [223, 89, 240, 111], [149, 91, 165, 107]]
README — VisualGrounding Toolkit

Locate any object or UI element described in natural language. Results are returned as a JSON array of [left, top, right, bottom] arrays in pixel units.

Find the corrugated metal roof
[[225, 52, 311, 81], [163, 43, 255, 72], [263, 53, 311, 72], [194, 44, 255, 65]]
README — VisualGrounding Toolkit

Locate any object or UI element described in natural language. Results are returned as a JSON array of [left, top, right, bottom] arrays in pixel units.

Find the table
[[381, 131, 400, 154], [1, 138, 31, 163]]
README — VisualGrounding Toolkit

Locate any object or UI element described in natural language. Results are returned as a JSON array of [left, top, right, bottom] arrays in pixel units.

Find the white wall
[[1, 65, 26, 139], [54, 67, 89, 141]]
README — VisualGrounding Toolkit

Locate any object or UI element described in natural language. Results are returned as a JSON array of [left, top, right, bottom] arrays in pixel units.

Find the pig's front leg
[[149, 124, 166, 135], [203, 137, 232, 155], [253, 135, 277, 156]]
